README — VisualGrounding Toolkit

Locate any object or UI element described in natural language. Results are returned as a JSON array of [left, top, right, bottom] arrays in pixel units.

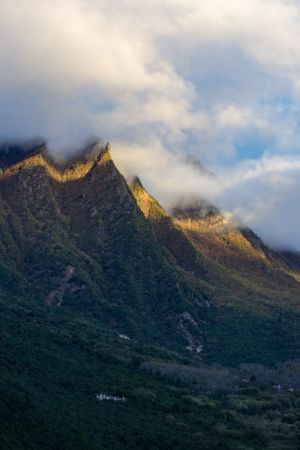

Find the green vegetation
[[0, 144, 299, 448], [0, 293, 299, 449]]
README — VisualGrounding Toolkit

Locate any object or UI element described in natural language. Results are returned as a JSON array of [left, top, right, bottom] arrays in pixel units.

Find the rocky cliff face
[[0, 141, 299, 364]]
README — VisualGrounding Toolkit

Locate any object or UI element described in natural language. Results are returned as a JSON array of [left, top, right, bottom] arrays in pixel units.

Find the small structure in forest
[[96, 393, 126, 402]]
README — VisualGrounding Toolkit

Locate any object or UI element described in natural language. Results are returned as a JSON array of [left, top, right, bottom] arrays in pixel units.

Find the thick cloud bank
[[1, 0, 300, 249]]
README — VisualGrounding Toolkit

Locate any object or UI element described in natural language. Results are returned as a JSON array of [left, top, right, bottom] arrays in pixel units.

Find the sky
[[1, 0, 300, 249]]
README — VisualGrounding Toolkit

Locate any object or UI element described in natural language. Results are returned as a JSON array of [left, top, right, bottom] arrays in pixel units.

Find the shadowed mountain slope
[[129, 175, 300, 365], [0, 141, 299, 364], [129, 176, 210, 280], [171, 199, 300, 295], [0, 143, 209, 353]]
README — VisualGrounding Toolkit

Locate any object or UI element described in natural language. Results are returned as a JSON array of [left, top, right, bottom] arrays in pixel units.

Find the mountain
[[0, 142, 210, 351], [130, 176, 300, 365], [0, 141, 299, 449]]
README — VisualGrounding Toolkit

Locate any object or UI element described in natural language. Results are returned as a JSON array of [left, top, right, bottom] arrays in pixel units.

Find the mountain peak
[[184, 154, 214, 177], [171, 199, 220, 222], [0, 138, 46, 167], [129, 175, 166, 220], [129, 175, 144, 189], [0, 141, 111, 183]]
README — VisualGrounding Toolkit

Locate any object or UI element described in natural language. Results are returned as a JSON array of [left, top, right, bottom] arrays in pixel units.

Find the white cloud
[[2, 0, 300, 150], [216, 105, 261, 129]]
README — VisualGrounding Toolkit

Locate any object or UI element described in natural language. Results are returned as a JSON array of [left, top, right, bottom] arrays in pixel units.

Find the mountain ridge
[[0, 142, 210, 354], [0, 142, 111, 183], [0, 140, 299, 449], [128, 163, 300, 365], [0, 140, 299, 364]]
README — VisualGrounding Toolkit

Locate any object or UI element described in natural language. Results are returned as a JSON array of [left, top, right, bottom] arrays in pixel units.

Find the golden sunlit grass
[[174, 217, 268, 262], [129, 177, 167, 220], [1, 146, 111, 183], [288, 271, 300, 283]]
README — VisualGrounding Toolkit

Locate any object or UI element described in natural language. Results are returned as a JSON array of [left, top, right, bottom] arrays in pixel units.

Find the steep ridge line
[[0, 143, 111, 183], [0, 141, 299, 364], [130, 174, 300, 295]]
